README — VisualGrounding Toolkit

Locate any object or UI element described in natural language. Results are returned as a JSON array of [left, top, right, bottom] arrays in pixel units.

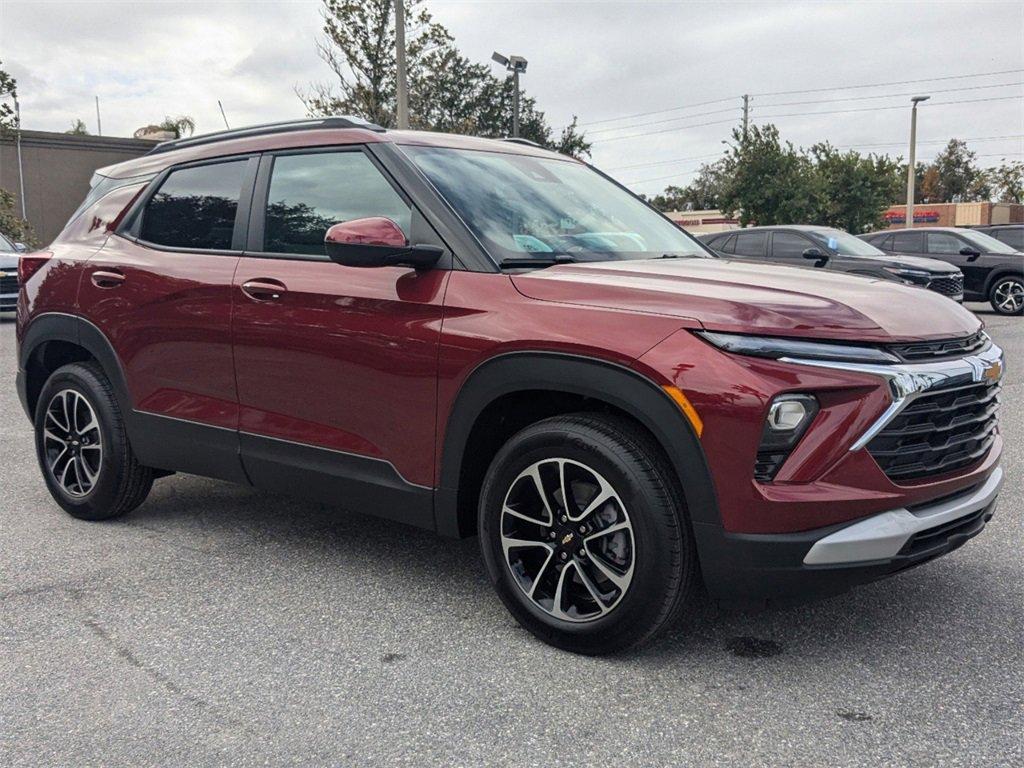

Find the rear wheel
[[989, 275, 1024, 315], [479, 413, 698, 654], [34, 362, 153, 520]]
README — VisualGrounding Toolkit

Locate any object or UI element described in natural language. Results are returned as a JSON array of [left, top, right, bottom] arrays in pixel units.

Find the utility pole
[[95, 95, 102, 136], [0, 90, 27, 219], [741, 94, 750, 142], [218, 100, 230, 129], [905, 95, 930, 227], [394, 0, 409, 129]]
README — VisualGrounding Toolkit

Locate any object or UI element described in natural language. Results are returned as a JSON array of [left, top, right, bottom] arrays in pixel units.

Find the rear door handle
[[90, 269, 126, 288], [241, 278, 287, 302]]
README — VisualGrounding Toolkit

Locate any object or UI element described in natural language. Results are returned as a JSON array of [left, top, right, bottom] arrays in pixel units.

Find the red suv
[[15, 118, 1005, 653]]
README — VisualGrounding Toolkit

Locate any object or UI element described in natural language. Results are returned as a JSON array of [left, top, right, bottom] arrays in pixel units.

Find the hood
[[511, 258, 981, 343], [0, 253, 19, 270]]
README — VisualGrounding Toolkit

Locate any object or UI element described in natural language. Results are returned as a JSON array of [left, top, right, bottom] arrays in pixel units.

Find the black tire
[[34, 362, 153, 521], [478, 413, 699, 655], [989, 275, 1024, 315]]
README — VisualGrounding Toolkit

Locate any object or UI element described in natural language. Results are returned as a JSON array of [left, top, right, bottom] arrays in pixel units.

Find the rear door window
[[926, 232, 965, 255], [733, 231, 768, 257], [991, 229, 1024, 249], [261, 151, 411, 256], [892, 231, 924, 252], [140, 160, 248, 250]]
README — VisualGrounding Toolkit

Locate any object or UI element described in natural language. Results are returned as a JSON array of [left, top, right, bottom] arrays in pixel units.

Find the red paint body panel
[[77, 235, 240, 429], [513, 259, 981, 342], [232, 257, 450, 486]]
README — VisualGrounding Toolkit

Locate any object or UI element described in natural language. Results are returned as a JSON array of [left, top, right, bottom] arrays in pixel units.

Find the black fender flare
[[18, 312, 134, 420], [434, 351, 721, 537]]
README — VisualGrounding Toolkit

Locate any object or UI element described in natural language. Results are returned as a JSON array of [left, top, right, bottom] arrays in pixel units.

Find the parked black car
[[0, 232, 25, 312], [972, 224, 1024, 251], [698, 226, 965, 301], [860, 227, 1023, 315]]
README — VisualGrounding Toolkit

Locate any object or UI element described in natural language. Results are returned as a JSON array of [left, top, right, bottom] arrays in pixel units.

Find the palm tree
[[157, 115, 196, 138]]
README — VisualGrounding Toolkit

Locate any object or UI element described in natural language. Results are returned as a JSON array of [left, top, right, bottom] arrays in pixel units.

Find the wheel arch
[[435, 352, 720, 539], [983, 267, 1024, 296], [19, 313, 133, 421]]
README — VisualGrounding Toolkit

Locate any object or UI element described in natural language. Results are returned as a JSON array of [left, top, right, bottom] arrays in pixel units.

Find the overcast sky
[[2, 0, 1022, 196]]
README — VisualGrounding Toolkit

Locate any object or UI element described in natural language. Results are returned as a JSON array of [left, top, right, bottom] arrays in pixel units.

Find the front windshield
[[959, 229, 1020, 254], [807, 228, 884, 257], [402, 146, 706, 264], [0, 234, 15, 253]]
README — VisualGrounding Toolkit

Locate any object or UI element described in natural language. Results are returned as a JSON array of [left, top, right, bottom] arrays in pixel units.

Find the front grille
[[887, 331, 987, 362], [868, 379, 1000, 482], [928, 273, 964, 298], [0, 275, 17, 294]]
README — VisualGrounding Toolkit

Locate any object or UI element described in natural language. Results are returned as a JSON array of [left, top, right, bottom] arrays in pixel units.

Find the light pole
[[491, 52, 528, 137], [905, 95, 930, 227], [394, 0, 409, 129], [0, 89, 26, 219]]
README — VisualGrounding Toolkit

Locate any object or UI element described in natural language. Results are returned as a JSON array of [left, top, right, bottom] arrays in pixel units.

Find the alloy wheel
[[500, 458, 635, 622], [993, 278, 1024, 314], [42, 389, 103, 497]]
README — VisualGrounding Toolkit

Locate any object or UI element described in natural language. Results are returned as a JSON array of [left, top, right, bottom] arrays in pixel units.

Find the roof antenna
[[218, 100, 230, 129]]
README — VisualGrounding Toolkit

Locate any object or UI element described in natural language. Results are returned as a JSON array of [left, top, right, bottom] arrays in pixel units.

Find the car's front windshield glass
[[402, 146, 707, 265], [959, 230, 1019, 255], [807, 229, 884, 257], [0, 234, 15, 253]]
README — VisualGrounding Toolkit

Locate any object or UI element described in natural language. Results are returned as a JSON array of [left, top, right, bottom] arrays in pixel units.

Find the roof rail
[[500, 137, 543, 148], [146, 116, 387, 156]]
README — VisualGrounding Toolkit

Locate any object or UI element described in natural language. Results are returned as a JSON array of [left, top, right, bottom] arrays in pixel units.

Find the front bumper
[[695, 466, 1002, 609]]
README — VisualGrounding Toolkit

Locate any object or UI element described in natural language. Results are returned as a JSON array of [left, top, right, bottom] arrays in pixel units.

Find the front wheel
[[989, 275, 1024, 315], [479, 413, 698, 654]]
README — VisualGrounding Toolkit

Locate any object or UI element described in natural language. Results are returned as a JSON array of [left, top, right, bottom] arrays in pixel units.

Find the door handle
[[241, 278, 287, 302], [90, 269, 126, 288]]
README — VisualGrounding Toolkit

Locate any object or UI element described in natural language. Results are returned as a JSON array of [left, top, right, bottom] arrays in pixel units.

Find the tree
[[646, 161, 728, 212], [302, 0, 590, 157], [986, 160, 1024, 204], [135, 115, 196, 139], [810, 143, 903, 232], [928, 139, 990, 202], [0, 61, 34, 246], [716, 124, 822, 226], [66, 119, 90, 136]]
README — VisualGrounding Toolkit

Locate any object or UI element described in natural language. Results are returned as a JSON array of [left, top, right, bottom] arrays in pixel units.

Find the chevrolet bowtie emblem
[[561, 533, 574, 546]]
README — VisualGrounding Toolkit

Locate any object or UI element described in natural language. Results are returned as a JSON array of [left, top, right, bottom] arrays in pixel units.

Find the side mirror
[[13, 242, 27, 253], [324, 217, 442, 270], [801, 247, 829, 268], [959, 246, 981, 261]]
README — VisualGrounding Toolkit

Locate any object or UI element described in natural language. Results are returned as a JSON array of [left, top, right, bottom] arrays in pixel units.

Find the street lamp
[[492, 51, 528, 138], [905, 95, 930, 227], [0, 89, 26, 219]]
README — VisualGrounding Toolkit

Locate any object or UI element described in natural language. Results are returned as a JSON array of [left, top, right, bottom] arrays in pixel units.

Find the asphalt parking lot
[[0, 308, 1020, 767]]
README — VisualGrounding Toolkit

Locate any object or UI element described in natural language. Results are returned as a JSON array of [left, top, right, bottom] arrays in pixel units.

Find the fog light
[[767, 399, 810, 431], [755, 394, 819, 482]]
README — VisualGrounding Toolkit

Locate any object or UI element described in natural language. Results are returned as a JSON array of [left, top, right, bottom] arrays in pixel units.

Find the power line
[[756, 80, 1024, 110], [751, 67, 1024, 98], [604, 152, 725, 172], [579, 95, 738, 127], [754, 94, 1023, 121], [590, 116, 738, 144], [587, 105, 739, 135]]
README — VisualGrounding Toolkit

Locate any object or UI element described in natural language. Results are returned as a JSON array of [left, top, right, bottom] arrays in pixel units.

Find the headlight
[[755, 394, 819, 482], [695, 331, 900, 364]]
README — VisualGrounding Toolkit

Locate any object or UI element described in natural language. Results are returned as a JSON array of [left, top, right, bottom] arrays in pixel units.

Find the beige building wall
[[0, 130, 158, 244]]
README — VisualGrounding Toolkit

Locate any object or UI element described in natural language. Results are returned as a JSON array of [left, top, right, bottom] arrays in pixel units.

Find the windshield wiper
[[499, 254, 577, 269]]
